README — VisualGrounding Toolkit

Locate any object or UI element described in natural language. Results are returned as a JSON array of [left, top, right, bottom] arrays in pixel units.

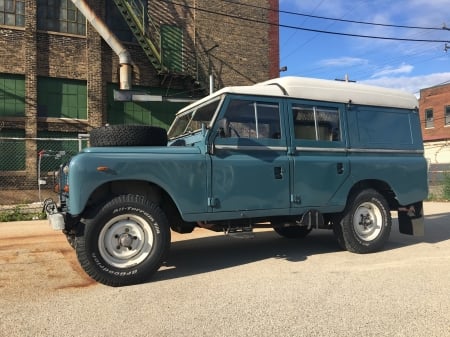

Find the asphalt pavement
[[0, 202, 449, 337]]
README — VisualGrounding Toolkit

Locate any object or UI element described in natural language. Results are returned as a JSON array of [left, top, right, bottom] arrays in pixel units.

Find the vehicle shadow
[[153, 211, 450, 283], [153, 230, 341, 282]]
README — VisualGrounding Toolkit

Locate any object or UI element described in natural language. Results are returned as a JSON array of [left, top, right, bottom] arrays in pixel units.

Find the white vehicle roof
[[177, 76, 418, 115]]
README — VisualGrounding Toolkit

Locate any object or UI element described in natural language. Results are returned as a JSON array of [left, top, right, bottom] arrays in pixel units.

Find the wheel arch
[[347, 179, 398, 211], [82, 179, 192, 233]]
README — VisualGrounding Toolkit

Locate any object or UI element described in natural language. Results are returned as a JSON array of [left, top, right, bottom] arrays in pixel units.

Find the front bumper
[[43, 198, 66, 231]]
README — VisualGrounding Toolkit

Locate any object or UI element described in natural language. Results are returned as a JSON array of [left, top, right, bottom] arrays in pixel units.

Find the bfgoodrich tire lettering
[[75, 195, 170, 286], [335, 189, 391, 254]]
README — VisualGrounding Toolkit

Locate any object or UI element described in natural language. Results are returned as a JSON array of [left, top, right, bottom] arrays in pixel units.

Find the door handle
[[274, 166, 283, 179], [337, 163, 344, 174]]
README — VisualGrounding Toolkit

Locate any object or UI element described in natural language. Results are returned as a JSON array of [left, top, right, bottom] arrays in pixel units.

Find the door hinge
[[290, 194, 301, 204], [208, 197, 219, 208]]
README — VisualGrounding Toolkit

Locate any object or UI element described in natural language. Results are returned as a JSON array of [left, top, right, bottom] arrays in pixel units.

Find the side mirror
[[217, 118, 230, 138]]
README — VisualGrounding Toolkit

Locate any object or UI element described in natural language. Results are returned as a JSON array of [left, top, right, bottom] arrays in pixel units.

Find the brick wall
[[1, 0, 279, 128], [419, 84, 450, 142], [150, 0, 279, 90]]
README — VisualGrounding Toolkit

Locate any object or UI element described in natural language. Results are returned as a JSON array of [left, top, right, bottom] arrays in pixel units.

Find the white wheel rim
[[353, 202, 383, 242], [98, 214, 154, 268]]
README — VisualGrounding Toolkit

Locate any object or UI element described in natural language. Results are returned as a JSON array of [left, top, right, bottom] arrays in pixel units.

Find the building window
[[446, 106, 450, 126], [0, 0, 25, 27], [0, 73, 25, 117], [425, 108, 434, 128], [37, 0, 86, 35], [37, 77, 87, 119]]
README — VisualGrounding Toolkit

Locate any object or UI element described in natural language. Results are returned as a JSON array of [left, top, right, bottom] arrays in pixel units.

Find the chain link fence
[[0, 135, 89, 205], [0, 134, 449, 206]]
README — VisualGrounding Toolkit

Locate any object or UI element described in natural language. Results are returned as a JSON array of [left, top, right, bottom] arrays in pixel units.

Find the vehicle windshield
[[168, 98, 221, 139]]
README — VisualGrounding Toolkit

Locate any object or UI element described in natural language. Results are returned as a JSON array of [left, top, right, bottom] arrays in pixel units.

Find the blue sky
[[279, 0, 450, 95]]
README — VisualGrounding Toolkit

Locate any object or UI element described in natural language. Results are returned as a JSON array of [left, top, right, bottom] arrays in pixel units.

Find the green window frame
[[37, 0, 86, 35], [0, 129, 25, 171], [0, 73, 25, 117], [0, 0, 25, 27], [38, 77, 87, 119]]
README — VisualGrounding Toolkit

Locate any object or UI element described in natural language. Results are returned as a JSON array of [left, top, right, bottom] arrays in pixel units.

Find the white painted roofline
[[177, 76, 418, 115]]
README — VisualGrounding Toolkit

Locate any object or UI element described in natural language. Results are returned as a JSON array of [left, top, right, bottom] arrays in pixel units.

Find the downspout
[[71, 0, 132, 90]]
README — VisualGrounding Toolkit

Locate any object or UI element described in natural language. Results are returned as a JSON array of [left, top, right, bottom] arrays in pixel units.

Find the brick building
[[0, 0, 279, 189], [419, 83, 450, 161], [418, 83, 450, 191]]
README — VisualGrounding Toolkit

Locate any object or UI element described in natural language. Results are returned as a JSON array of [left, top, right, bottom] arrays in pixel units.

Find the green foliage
[[0, 206, 47, 222], [443, 171, 450, 201]]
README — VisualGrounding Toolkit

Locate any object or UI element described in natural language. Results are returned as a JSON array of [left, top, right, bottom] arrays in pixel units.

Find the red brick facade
[[419, 83, 450, 142]]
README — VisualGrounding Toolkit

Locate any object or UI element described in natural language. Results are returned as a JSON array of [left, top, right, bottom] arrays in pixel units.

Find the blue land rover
[[45, 77, 428, 286]]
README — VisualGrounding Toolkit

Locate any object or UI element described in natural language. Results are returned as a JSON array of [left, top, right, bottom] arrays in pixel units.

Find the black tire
[[90, 125, 168, 147], [75, 194, 171, 287], [274, 225, 312, 239], [334, 189, 391, 254]]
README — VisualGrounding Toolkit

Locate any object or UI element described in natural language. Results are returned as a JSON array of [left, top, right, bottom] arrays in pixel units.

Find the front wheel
[[75, 195, 171, 286], [334, 189, 391, 254]]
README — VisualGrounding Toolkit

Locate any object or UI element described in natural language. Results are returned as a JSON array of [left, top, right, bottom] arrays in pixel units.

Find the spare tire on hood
[[90, 125, 168, 147]]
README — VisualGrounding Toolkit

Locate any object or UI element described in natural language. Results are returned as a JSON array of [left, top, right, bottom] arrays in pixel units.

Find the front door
[[209, 96, 290, 214]]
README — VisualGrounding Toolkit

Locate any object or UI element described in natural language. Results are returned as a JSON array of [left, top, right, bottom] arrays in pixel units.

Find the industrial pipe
[[70, 0, 132, 90]]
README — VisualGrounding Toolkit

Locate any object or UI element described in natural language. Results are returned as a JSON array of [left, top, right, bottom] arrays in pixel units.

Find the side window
[[222, 99, 281, 139], [425, 108, 434, 128], [292, 104, 340, 142]]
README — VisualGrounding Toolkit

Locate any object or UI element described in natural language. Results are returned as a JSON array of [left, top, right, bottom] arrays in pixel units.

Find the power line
[[220, 0, 446, 31], [165, 1, 450, 43]]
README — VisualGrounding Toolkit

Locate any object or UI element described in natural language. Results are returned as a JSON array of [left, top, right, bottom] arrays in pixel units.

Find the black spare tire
[[90, 125, 168, 147]]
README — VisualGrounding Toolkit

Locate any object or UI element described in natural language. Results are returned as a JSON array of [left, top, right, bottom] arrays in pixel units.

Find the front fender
[[67, 148, 208, 216]]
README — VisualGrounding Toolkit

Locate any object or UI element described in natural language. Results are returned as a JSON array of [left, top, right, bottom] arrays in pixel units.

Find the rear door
[[289, 100, 350, 208]]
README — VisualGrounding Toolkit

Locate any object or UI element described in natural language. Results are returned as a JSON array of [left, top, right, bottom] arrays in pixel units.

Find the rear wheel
[[75, 194, 170, 286], [334, 189, 391, 253]]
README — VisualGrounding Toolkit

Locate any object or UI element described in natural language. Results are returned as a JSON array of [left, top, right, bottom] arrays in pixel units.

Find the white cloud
[[361, 72, 450, 95], [371, 63, 414, 78], [319, 57, 368, 67]]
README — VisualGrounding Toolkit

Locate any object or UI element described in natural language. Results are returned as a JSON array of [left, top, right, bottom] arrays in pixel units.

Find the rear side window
[[292, 104, 341, 142]]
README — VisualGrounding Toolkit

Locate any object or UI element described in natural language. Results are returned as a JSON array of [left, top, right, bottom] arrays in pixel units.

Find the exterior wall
[[419, 84, 450, 166], [150, 0, 279, 90], [0, 0, 279, 189], [419, 84, 450, 142]]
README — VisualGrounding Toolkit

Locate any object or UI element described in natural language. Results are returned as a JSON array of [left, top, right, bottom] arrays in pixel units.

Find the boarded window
[[0, 73, 25, 117], [161, 25, 183, 72], [37, 77, 87, 119], [0, 129, 25, 171]]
